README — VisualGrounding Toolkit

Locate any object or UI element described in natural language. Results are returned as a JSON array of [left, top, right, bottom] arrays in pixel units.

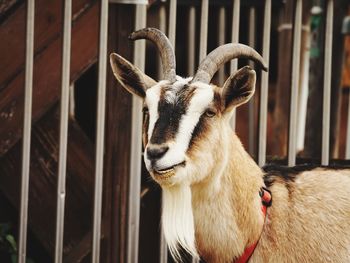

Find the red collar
[[234, 187, 272, 263]]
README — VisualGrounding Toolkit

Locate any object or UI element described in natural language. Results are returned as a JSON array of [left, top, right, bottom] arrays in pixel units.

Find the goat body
[[110, 28, 350, 263], [191, 134, 350, 262]]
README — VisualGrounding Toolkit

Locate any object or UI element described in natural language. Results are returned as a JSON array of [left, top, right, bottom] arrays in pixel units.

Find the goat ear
[[110, 53, 156, 98], [221, 66, 256, 112]]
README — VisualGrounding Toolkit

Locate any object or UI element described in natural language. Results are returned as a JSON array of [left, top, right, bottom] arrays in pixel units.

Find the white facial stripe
[[157, 84, 214, 169], [145, 81, 167, 141]]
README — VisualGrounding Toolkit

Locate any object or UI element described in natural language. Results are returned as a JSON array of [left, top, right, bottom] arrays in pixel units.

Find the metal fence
[[14, 0, 346, 262], [18, 0, 108, 262]]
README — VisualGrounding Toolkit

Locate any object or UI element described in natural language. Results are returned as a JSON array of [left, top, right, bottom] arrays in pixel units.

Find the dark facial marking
[[142, 105, 149, 146], [213, 88, 224, 112], [149, 85, 195, 144], [188, 113, 207, 148]]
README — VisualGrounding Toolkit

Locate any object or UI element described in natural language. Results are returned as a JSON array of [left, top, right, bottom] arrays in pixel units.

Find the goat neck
[[191, 132, 265, 263]]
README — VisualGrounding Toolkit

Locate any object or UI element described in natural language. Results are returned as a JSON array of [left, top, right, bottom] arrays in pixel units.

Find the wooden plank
[[104, 5, 163, 263], [342, 36, 350, 88], [303, 3, 326, 159], [272, 0, 311, 157], [0, 0, 19, 18], [0, 106, 94, 259], [65, 230, 94, 263], [272, 1, 293, 156], [329, 0, 349, 158], [103, 4, 134, 263], [0, 0, 95, 91], [0, 1, 99, 157]]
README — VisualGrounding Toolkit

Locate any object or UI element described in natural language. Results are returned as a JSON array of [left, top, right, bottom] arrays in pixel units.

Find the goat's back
[[254, 166, 350, 262]]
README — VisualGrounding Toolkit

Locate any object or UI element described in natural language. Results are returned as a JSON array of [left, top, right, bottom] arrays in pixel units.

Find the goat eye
[[205, 109, 216, 118], [142, 107, 149, 114]]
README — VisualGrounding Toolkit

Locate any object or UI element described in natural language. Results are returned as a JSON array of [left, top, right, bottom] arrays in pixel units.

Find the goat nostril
[[147, 146, 169, 160]]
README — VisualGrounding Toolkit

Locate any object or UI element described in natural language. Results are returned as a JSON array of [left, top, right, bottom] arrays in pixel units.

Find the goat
[[110, 28, 350, 263]]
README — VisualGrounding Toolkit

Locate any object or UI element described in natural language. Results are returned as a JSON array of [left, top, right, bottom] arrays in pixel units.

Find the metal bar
[[157, 3, 167, 79], [296, 32, 310, 152], [287, 0, 302, 167], [218, 6, 226, 85], [158, 4, 168, 262], [91, 0, 108, 262], [199, 0, 208, 62], [248, 6, 256, 156], [54, 0, 72, 262], [168, 0, 177, 47], [109, 0, 147, 3], [18, 1, 35, 262], [187, 6, 196, 76], [321, 0, 333, 165], [230, 0, 240, 72], [257, 0, 271, 167], [127, 5, 147, 263], [160, 2, 177, 261], [229, 0, 240, 130]]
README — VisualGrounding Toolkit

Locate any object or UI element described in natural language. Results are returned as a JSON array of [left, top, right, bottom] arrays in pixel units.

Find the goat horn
[[192, 43, 268, 84], [129, 28, 176, 83]]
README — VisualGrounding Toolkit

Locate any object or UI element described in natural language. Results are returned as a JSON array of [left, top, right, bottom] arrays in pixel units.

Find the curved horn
[[129, 28, 176, 82], [192, 43, 268, 84]]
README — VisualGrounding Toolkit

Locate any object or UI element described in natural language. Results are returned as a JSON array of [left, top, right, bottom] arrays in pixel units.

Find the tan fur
[[189, 119, 350, 262], [182, 94, 350, 262], [189, 122, 350, 262], [190, 121, 265, 262], [253, 169, 350, 263]]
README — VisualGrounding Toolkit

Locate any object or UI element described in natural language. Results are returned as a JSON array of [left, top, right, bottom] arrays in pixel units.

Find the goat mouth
[[153, 162, 186, 178]]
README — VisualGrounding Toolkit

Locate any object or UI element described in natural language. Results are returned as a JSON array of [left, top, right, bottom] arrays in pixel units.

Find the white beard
[[161, 185, 199, 261]]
